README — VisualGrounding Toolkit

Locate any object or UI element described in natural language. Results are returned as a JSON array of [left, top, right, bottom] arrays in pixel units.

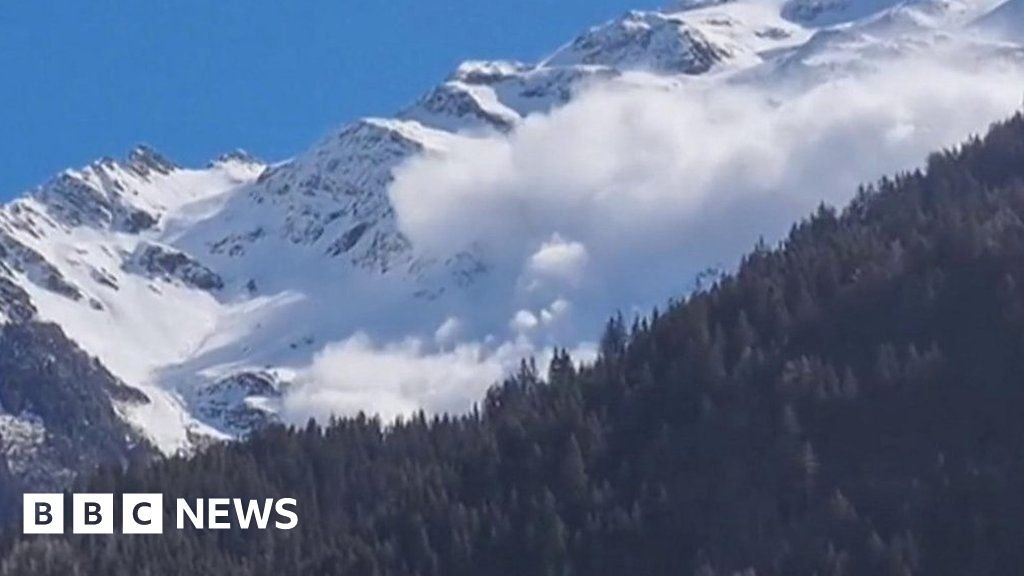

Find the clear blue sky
[[0, 0, 662, 198]]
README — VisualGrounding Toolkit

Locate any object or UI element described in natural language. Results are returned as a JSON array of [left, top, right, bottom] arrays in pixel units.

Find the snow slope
[[974, 0, 1024, 39]]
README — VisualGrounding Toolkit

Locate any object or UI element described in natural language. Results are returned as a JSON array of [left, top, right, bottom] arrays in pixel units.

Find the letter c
[[133, 502, 152, 526]]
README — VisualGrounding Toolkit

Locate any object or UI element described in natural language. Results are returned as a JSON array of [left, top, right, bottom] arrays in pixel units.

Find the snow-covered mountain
[[2, 0, 1023, 485]]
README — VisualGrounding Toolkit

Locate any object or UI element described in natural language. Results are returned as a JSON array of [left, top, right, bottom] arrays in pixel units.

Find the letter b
[[73, 494, 113, 534], [38, 503, 53, 525], [23, 494, 63, 534], [85, 502, 102, 525]]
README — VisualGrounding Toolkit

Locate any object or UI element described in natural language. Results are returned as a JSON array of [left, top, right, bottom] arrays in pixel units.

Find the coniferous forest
[[8, 113, 1024, 575]]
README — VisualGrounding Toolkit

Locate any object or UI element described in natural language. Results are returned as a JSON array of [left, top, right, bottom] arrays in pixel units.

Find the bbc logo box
[[22, 494, 63, 535], [23, 493, 163, 535]]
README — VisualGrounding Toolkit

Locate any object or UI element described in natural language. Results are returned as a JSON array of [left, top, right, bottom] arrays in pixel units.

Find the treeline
[[8, 113, 1024, 575]]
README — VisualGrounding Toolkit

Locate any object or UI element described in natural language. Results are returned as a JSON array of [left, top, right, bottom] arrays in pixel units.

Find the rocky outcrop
[[547, 11, 732, 74], [0, 280, 152, 493], [125, 242, 224, 292], [192, 372, 282, 437]]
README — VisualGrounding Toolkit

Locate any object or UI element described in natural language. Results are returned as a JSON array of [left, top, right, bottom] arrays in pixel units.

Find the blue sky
[[0, 0, 662, 198]]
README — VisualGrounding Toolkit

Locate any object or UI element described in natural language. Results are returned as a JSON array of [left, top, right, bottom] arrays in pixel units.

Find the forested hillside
[[8, 112, 1024, 575]]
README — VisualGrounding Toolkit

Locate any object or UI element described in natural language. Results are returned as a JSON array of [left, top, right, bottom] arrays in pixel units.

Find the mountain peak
[[210, 148, 261, 167], [126, 144, 177, 177], [450, 60, 532, 84], [544, 10, 732, 74]]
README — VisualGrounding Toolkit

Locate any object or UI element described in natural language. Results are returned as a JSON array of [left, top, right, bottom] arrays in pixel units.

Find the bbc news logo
[[23, 493, 298, 535]]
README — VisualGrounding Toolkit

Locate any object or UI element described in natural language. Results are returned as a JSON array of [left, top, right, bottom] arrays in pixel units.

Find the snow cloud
[[280, 51, 1024, 424], [524, 234, 589, 289], [278, 333, 597, 425], [434, 316, 463, 346], [278, 333, 512, 424], [388, 53, 1024, 331]]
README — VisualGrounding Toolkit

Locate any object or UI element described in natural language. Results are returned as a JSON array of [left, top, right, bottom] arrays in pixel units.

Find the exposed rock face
[[125, 242, 224, 292], [0, 234, 83, 302], [0, 279, 152, 494], [0, 276, 41, 325], [547, 11, 733, 74], [31, 161, 161, 234], [191, 372, 282, 437], [240, 119, 430, 274]]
